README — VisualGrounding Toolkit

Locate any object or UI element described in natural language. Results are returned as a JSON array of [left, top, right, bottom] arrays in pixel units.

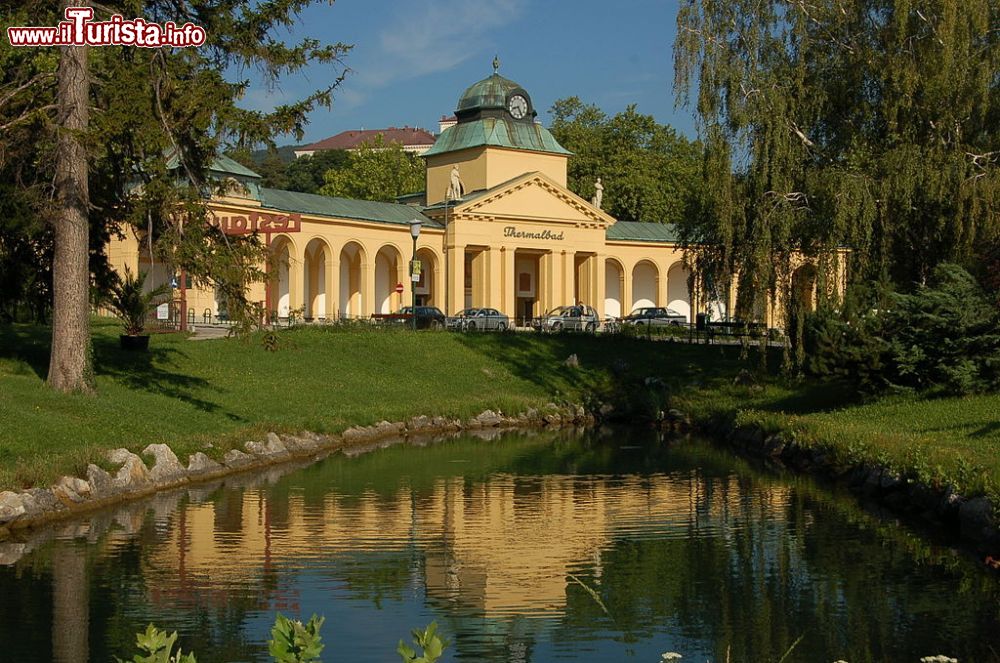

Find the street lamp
[[409, 219, 422, 330]]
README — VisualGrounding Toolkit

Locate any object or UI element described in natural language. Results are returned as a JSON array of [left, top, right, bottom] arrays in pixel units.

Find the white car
[[448, 307, 510, 331], [535, 305, 600, 333], [622, 307, 688, 328]]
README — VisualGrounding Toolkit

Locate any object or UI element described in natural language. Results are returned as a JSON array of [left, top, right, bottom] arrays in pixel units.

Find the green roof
[[457, 73, 521, 113], [260, 188, 440, 228], [210, 154, 262, 179], [423, 117, 571, 158], [165, 152, 263, 179], [606, 221, 680, 244]]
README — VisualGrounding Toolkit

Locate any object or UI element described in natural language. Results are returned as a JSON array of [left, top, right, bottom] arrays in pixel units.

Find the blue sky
[[240, 0, 695, 146]]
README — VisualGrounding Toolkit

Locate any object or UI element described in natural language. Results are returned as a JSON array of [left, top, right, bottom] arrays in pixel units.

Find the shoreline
[[697, 415, 1000, 558], [2, 388, 997, 561], [0, 403, 594, 542]]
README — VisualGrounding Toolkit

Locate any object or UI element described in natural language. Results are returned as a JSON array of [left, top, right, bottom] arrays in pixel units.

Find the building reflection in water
[[0, 433, 996, 662], [143, 472, 795, 619]]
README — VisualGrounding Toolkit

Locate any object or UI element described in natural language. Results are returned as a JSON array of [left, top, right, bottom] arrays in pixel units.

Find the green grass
[[671, 363, 1000, 501], [2, 319, 998, 504], [741, 394, 1000, 497], [0, 319, 748, 490]]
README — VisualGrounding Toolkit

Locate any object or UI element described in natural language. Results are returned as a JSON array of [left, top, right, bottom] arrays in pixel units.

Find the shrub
[[806, 264, 1000, 395], [104, 268, 170, 336]]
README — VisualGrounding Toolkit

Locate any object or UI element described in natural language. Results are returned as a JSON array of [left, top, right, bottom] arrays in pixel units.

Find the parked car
[[446, 308, 480, 331], [462, 307, 510, 332], [534, 305, 600, 333], [370, 306, 446, 330], [622, 307, 688, 328]]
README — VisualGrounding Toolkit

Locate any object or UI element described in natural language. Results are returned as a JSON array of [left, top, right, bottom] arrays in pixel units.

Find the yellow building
[[109, 69, 833, 327]]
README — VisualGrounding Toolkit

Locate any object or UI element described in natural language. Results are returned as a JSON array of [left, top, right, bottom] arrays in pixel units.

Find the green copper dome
[[456, 74, 521, 113], [424, 69, 569, 158]]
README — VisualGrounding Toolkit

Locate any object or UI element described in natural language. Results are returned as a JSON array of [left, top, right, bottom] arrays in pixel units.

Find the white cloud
[[359, 0, 525, 89]]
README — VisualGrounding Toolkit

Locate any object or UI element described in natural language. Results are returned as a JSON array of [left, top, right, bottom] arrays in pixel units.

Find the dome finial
[[492, 55, 500, 74]]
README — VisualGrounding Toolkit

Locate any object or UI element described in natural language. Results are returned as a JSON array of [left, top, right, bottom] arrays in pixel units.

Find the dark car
[[372, 306, 446, 330], [622, 307, 688, 328]]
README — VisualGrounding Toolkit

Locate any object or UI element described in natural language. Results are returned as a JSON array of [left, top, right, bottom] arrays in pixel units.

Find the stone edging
[[702, 418, 1000, 556], [0, 403, 594, 540]]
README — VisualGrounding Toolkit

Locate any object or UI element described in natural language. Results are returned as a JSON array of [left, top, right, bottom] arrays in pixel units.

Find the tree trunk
[[47, 3, 94, 394], [52, 543, 89, 663]]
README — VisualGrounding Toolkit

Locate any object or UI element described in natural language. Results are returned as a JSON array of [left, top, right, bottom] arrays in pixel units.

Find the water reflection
[[0, 428, 998, 663]]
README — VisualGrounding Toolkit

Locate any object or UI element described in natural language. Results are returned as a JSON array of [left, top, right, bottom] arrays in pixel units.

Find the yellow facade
[[107, 71, 842, 328]]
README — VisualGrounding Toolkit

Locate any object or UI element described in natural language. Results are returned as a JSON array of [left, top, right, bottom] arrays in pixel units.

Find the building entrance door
[[517, 298, 535, 327]]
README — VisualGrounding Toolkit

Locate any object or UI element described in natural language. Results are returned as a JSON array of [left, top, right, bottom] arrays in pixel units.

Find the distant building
[[438, 115, 457, 133], [294, 126, 436, 158]]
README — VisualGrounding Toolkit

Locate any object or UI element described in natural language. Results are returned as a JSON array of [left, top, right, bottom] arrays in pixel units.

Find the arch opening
[[339, 242, 366, 318], [269, 236, 295, 319], [631, 261, 658, 312], [604, 258, 624, 319], [304, 238, 332, 320], [666, 262, 692, 321], [375, 245, 404, 314]]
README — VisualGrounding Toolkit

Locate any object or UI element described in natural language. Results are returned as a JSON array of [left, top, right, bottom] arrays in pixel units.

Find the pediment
[[454, 173, 614, 227]]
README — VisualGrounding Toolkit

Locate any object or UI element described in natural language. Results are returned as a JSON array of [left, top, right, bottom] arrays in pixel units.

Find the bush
[[104, 268, 170, 336], [806, 263, 1000, 395]]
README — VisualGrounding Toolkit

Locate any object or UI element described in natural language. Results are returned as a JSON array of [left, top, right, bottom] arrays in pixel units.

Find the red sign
[[208, 211, 302, 235], [394, 283, 404, 294]]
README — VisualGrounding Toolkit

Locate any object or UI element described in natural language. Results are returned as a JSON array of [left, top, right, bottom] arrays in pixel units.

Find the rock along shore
[[0, 403, 594, 541]]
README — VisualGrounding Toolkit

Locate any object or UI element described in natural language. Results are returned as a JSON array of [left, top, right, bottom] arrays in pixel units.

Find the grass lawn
[[0, 318, 748, 490], [672, 367, 1000, 500], [1, 318, 998, 503]]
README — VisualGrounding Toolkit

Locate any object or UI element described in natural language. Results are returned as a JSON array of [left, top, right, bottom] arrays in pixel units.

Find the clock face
[[508, 94, 529, 119]]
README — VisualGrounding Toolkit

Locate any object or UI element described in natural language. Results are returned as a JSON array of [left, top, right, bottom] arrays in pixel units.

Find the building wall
[[425, 147, 568, 205], [106, 157, 832, 330]]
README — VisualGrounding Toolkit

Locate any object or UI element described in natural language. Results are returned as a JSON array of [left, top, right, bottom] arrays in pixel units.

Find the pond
[[1, 427, 998, 662]]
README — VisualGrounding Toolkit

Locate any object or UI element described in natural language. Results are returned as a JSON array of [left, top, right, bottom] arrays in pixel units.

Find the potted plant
[[105, 268, 171, 350]]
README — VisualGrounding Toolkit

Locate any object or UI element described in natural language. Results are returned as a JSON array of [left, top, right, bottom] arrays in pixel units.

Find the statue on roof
[[591, 177, 604, 209], [447, 165, 465, 201], [493, 55, 500, 74]]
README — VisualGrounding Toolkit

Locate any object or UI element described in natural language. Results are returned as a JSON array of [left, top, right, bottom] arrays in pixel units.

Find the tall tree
[[47, 0, 93, 392], [549, 97, 702, 225], [674, 0, 1000, 321], [1, 1, 350, 392], [230, 147, 351, 193], [286, 149, 350, 193], [318, 136, 423, 201]]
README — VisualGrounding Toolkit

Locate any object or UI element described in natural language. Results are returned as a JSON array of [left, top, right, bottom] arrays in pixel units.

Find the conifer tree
[[0, 1, 350, 392]]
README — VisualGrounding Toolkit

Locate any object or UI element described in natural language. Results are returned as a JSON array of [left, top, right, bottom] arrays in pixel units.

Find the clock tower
[[422, 65, 571, 205]]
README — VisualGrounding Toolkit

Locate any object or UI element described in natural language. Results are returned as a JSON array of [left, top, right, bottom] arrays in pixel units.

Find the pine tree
[[0, 1, 351, 392]]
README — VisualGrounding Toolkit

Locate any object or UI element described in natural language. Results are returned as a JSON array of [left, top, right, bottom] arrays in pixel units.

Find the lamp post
[[409, 219, 422, 330], [443, 191, 450, 316]]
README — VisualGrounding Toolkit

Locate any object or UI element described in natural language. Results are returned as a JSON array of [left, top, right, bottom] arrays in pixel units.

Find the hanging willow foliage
[[674, 0, 1000, 323]]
